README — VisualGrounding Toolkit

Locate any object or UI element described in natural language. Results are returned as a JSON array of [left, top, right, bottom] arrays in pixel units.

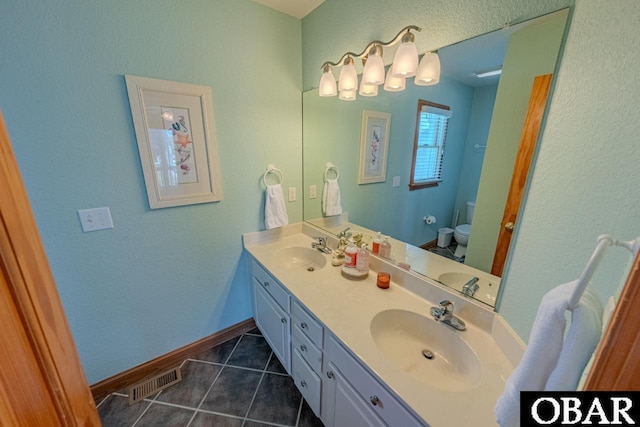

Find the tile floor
[[427, 242, 464, 262], [96, 328, 324, 427]]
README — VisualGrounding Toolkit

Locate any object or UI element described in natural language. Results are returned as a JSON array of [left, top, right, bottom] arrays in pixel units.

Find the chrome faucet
[[337, 227, 352, 239], [430, 300, 466, 331], [311, 237, 332, 254], [461, 277, 480, 297]]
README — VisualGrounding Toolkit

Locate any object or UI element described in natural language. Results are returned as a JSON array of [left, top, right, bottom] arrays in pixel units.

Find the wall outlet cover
[[78, 207, 114, 232]]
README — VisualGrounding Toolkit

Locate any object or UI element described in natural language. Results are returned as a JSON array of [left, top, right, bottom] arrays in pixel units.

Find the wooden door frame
[[0, 111, 100, 425]]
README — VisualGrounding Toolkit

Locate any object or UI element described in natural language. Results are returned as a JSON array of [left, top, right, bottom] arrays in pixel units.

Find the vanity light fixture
[[317, 25, 441, 100], [415, 51, 441, 86], [474, 65, 502, 78]]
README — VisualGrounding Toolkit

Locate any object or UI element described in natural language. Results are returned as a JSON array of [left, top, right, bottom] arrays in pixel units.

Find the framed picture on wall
[[358, 110, 391, 184], [125, 75, 224, 209]]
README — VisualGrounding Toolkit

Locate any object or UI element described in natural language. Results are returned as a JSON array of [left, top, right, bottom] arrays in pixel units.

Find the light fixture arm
[[320, 25, 422, 69]]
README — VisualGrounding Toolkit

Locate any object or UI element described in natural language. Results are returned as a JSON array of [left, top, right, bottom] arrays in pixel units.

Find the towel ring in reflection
[[263, 164, 284, 187], [324, 162, 340, 181]]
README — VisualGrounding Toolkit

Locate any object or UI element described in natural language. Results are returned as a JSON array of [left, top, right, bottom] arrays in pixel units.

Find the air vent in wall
[[128, 366, 182, 405]]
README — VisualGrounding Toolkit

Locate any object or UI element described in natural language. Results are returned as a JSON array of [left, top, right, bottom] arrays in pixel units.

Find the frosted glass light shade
[[359, 82, 378, 97], [415, 52, 441, 86], [339, 90, 357, 101], [391, 41, 419, 78], [318, 68, 337, 97], [338, 58, 358, 91], [362, 52, 385, 85], [383, 67, 405, 92]]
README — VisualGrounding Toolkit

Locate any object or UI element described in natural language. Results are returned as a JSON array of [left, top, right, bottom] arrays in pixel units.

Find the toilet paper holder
[[423, 215, 437, 225]]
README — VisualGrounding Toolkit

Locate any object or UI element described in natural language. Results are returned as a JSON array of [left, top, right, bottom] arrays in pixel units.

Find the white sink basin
[[273, 247, 327, 272], [370, 309, 481, 392]]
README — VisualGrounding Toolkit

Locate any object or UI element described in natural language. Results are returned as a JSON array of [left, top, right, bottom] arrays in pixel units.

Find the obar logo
[[521, 392, 640, 426]]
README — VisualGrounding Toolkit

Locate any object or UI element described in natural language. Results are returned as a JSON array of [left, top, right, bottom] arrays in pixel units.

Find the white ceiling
[[252, 0, 324, 19]]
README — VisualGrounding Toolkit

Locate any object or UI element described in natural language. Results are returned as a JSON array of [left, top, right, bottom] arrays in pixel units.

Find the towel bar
[[262, 164, 284, 187]]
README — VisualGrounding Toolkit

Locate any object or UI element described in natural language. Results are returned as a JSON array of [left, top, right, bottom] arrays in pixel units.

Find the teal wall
[[0, 0, 301, 383], [465, 11, 568, 271], [454, 84, 499, 223], [303, 76, 475, 247]]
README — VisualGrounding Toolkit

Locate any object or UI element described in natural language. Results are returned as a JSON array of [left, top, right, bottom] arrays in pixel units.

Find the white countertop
[[244, 224, 520, 427]]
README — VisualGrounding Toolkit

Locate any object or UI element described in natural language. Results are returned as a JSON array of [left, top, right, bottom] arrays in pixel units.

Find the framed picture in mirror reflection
[[358, 110, 391, 184]]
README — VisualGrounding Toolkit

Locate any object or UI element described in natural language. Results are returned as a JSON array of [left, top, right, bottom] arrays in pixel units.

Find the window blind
[[413, 105, 451, 183]]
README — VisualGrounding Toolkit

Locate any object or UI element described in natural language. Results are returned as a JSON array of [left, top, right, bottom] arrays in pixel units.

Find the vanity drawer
[[292, 324, 322, 374], [291, 300, 323, 348], [327, 336, 424, 427], [252, 261, 289, 311], [292, 349, 322, 417]]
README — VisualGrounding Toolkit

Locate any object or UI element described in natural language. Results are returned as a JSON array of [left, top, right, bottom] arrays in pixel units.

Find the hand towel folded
[[495, 280, 603, 427], [265, 183, 288, 230], [322, 179, 342, 217]]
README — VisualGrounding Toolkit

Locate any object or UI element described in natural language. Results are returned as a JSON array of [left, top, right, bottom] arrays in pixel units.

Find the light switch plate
[[288, 187, 297, 202], [78, 207, 114, 232], [393, 176, 401, 187], [309, 185, 317, 199]]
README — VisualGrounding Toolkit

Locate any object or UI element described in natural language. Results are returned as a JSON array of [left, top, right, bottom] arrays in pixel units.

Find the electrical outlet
[[78, 207, 114, 232], [288, 187, 297, 202], [309, 185, 317, 199], [393, 176, 401, 187]]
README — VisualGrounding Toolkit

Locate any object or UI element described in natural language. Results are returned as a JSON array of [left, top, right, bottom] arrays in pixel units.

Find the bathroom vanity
[[244, 223, 523, 427]]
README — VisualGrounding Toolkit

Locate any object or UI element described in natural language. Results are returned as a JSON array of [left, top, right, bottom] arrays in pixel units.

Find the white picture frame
[[125, 75, 223, 209], [358, 110, 391, 184]]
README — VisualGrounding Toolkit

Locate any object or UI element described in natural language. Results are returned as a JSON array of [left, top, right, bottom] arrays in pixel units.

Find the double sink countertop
[[244, 222, 523, 427]]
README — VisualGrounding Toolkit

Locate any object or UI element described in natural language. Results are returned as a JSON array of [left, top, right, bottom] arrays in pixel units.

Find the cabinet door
[[254, 283, 290, 373], [323, 363, 384, 427]]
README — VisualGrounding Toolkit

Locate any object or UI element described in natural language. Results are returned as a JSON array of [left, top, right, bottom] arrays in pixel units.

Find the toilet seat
[[455, 224, 471, 237]]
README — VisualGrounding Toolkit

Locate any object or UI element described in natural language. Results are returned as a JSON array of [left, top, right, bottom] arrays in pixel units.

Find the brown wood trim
[[0, 110, 101, 425], [90, 318, 256, 399], [584, 251, 640, 390], [419, 239, 438, 250], [491, 74, 553, 277], [408, 181, 439, 191]]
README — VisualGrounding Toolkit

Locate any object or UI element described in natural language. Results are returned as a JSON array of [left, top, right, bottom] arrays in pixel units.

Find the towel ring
[[263, 164, 284, 187], [324, 162, 339, 181]]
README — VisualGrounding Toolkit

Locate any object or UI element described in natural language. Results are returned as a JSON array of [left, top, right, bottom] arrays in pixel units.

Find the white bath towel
[[322, 179, 342, 216], [264, 184, 288, 230], [495, 280, 603, 427]]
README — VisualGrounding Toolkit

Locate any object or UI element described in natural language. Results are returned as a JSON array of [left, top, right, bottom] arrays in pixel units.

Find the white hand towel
[[322, 179, 342, 217], [545, 289, 602, 390], [264, 184, 288, 230], [495, 280, 602, 427]]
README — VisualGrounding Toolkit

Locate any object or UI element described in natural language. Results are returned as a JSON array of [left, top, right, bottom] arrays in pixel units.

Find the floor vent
[[128, 367, 182, 405]]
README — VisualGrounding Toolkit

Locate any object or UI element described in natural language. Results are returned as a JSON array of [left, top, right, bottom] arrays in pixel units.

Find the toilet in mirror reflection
[[453, 201, 475, 258]]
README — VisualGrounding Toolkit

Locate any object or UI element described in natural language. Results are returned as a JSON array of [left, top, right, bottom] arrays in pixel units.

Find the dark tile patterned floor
[[96, 328, 324, 427]]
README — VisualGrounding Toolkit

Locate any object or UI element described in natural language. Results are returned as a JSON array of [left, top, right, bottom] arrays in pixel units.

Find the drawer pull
[[300, 322, 308, 329], [281, 317, 287, 323], [300, 344, 307, 352], [326, 370, 334, 379], [300, 380, 307, 388], [370, 395, 380, 406]]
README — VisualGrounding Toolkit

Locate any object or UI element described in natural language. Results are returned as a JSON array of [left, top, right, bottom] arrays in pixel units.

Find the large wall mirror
[[303, 9, 570, 307]]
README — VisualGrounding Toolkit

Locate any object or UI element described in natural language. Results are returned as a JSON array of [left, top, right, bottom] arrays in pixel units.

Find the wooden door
[[0, 111, 101, 426], [491, 74, 553, 276]]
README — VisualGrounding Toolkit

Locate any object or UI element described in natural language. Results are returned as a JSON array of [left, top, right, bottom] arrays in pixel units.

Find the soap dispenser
[[356, 243, 369, 273], [344, 241, 358, 268], [372, 232, 382, 254], [379, 236, 391, 259]]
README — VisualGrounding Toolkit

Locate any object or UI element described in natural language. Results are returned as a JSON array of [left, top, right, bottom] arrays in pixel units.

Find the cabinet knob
[[281, 317, 286, 323], [263, 281, 270, 287], [300, 322, 308, 329], [300, 380, 307, 388], [370, 395, 380, 406], [326, 371, 334, 379], [300, 344, 307, 352]]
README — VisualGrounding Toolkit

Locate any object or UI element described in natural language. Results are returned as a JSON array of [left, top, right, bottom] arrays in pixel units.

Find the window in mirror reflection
[[409, 100, 452, 190]]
